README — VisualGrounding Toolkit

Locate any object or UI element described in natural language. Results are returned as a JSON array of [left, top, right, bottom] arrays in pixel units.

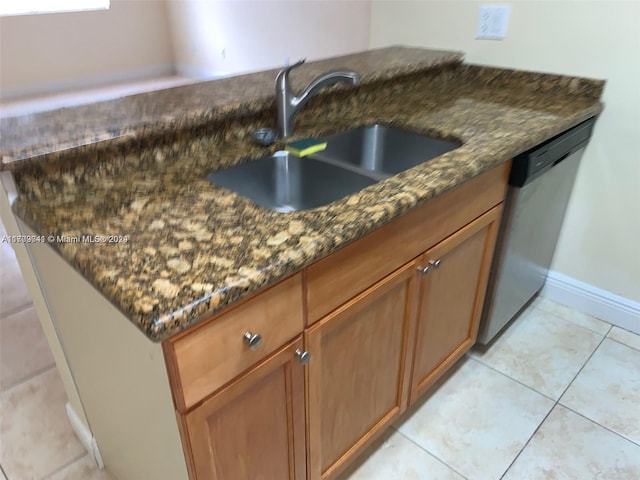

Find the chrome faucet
[[275, 59, 360, 138]]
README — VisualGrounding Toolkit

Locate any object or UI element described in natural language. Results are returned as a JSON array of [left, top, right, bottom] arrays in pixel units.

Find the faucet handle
[[282, 58, 306, 73], [276, 58, 306, 93]]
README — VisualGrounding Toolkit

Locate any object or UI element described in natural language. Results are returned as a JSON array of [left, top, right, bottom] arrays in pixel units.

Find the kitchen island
[[0, 46, 603, 480]]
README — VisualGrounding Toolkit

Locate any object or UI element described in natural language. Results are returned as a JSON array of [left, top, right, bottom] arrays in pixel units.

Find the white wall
[[166, 0, 371, 78], [0, 0, 371, 97], [371, 0, 640, 304], [0, 0, 175, 99]]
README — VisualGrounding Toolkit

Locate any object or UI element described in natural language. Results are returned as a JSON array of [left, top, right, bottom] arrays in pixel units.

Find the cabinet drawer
[[306, 162, 510, 324], [164, 273, 304, 412]]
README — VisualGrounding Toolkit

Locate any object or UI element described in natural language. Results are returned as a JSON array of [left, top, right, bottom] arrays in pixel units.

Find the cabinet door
[[306, 262, 418, 480], [179, 338, 307, 480], [410, 205, 502, 402]]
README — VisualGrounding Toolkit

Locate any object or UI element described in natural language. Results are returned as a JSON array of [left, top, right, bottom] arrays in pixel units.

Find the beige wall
[[166, 0, 371, 78], [26, 234, 188, 480], [371, 0, 640, 303], [0, 0, 175, 99]]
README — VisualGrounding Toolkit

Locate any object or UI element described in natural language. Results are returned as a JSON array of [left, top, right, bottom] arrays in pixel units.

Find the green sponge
[[285, 137, 327, 157]]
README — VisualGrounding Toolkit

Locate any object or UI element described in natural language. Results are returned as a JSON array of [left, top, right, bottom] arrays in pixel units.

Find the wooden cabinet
[[305, 262, 418, 480], [409, 205, 502, 401], [164, 163, 511, 480], [178, 338, 307, 480]]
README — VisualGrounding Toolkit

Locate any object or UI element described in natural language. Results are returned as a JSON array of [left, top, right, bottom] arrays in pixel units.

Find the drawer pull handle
[[243, 331, 263, 350], [295, 349, 311, 365], [429, 259, 442, 269], [417, 265, 430, 276]]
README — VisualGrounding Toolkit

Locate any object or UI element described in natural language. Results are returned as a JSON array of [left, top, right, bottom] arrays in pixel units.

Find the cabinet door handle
[[428, 259, 442, 269], [243, 331, 263, 350], [417, 265, 430, 276], [295, 349, 311, 365]]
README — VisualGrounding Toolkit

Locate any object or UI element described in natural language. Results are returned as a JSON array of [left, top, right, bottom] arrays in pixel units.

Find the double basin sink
[[207, 125, 461, 213]]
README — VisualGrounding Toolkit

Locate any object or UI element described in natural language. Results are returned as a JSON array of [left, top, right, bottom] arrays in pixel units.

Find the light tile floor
[[2, 216, 640, 479]]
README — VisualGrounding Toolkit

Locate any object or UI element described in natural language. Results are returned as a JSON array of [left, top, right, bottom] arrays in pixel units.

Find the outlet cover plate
[[476, 4, 511, 40]]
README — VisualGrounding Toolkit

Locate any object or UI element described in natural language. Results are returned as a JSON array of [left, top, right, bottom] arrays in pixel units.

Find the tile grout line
[[532, 303, 612, 337], [39, 452, 87, 480], [558, 403, 640, 448], [607, 325, 640, 337], [398, 351, 573, 480], [0, 364, 56, 395], [468, 309, 614, 402], [605, 334, 640, 353], [466, 355, 557, 402], [391, 426, 470, 480], [556, 326, 640, 448], [0, 301, 34, 321], [555, 332, 609, 405], [498, 403, 557, 480], [499, 331, 611, 479]]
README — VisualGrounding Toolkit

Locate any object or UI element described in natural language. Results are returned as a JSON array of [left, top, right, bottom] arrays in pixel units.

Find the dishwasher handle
[[509, 118, 595, 187], [553, 151, 573, 166]]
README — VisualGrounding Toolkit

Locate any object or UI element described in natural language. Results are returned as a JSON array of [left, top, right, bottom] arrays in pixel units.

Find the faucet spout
[[275, 60, 360, 138], [294, 70, 360, 110]]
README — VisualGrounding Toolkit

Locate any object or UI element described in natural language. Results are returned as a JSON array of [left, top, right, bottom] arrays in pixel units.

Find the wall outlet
[[476, 4, 511, 40]]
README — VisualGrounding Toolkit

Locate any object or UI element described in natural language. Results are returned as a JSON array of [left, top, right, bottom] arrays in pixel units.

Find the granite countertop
[[0, 46, 463, 165], [4, 47, 604, 342]]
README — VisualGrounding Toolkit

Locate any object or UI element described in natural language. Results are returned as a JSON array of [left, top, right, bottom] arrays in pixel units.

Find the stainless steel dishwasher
[[477, 118, 596, 344]]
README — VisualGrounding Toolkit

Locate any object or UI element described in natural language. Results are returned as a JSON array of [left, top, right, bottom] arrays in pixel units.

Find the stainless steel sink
[[207, 151, 376, 213], [315, 124, 461, 176], [206, 125, 461, 213]]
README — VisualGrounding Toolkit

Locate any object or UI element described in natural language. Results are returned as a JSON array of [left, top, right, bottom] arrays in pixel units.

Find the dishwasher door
[[477, 146, 585, 344]]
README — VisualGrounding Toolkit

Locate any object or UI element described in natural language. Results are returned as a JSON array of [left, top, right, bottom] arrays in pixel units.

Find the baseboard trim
[[66, 402, 104, 469], [542, 270, 640, 334]]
